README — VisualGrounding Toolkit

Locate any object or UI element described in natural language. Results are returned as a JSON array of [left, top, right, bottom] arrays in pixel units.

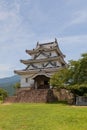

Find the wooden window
[[25, 78, 28, 83], [49, 52, 51, 56]]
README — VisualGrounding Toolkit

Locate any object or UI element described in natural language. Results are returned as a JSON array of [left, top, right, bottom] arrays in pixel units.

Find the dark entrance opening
[[34, 75, 50, 89]]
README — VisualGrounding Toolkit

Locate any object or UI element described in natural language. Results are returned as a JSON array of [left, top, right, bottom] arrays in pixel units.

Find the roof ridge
[[37, 38, 58, 46], [39, 41, 55, 46]]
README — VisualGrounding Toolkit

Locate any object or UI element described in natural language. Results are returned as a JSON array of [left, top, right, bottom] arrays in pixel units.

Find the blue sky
[[0, 0, 87, 78]]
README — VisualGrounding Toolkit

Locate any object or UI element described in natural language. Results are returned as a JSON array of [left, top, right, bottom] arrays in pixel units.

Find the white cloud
[[58, 35, 87, 61], [0, 0, 35, 45], [0, 63, 20, 78], [0, 64, 10, 71], [66, 0, 81, 5], [71, 10, 87, 25], [60, 9, 87, 32], [0, 12, 10, 20], [59, 34, 87, 43], [0, 1, 22, 40]]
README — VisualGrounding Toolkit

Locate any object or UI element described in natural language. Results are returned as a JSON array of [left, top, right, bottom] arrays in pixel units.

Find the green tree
[[50, 53, 87, 96], [76, 53, 87, 84], [50, 68, 69, 89], [68, 53, 87, 85], [0, 88, 8, 101], [14, 82, 20, 89]]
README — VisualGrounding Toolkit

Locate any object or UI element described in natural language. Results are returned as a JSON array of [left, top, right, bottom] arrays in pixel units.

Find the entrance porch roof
[[32, 72, 51, 79]]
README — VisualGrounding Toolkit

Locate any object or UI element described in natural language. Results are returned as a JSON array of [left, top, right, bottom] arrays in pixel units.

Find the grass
[[0, 103, 87, 130]]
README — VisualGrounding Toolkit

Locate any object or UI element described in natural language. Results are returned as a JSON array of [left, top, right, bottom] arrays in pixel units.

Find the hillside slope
[[0, 75, 20, 95]]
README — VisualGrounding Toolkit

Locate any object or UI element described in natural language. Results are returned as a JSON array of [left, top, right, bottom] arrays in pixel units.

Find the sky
[[0, 0, 87, 78]]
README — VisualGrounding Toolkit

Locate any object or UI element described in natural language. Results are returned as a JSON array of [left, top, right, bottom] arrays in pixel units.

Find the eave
[[14, 66, 63, 75], [14, 69, 39, 75], [26, 46, 65, 57], [26, 48, 53, 55], [20, 56, 65, 65]]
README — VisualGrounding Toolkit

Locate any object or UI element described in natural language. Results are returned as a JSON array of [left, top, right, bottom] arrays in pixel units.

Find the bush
[[14, 82, 20, 89]]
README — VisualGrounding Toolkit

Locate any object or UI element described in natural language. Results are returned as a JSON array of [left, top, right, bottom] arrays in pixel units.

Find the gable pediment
[[34, 50, 58, 60], [25, 60, 61, 71], [34, 51, 51, 59]]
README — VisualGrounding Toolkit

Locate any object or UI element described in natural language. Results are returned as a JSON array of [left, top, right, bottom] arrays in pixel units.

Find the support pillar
[[35, 81, 37, 89]]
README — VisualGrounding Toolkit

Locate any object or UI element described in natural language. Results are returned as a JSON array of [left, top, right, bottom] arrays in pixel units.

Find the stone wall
[[53, 89, 74, 104], [4, 88, 74, 104], [15, 89, 49, 103], [4, 96, 16, 103]]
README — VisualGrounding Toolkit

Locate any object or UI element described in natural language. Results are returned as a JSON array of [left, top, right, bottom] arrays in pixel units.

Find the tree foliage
[[0, 88, 8, 100], [69, 53, 87, 85], [50, 53, 87, 95], [14, 82, 20, 89], [50, 68, 69, 88]]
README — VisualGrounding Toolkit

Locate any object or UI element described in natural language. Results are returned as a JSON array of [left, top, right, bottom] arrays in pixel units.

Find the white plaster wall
[[34, 62, 52, 68], [36, 54, 46, 59], [31, 53, 48, 59], [27, 63, 41, 69], [31, 54, 34, 59], [56, 61, 61, 66], [31, 51, 58, 59], [51, 51, 57, 57], [20, 75, 34, 87], [27, 61, 61, 70], [36, 51, 57, 59], [47, 64, 53, 68], [36, 63, 42, 68], [28, 65, 35, 70]]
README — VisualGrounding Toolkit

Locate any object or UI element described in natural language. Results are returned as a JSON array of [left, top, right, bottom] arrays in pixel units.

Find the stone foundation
[[53, 89, 74, 104], [4, 88, 74, 104]]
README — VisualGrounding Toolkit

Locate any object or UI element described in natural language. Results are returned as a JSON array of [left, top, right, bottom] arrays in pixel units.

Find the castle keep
[[14, 39, 67, 89]]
